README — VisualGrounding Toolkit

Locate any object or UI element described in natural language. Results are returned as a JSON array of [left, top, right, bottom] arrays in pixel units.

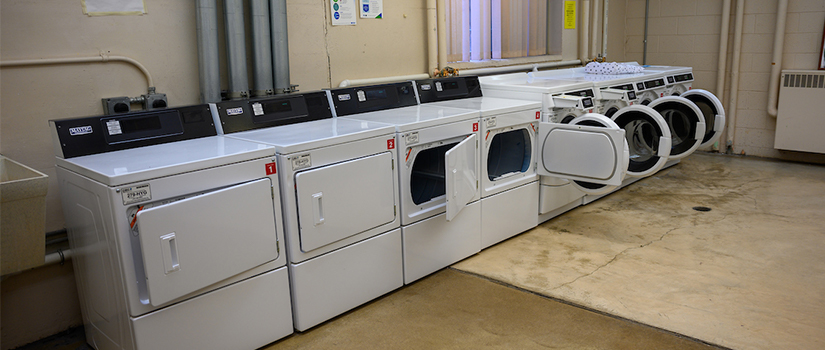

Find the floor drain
[[693, 206, 712, 212]]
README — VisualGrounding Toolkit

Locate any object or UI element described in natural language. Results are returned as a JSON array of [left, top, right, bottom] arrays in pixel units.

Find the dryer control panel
[[415, 76, 482, 103], [213, 91, 332, 134], [330, 82, 418, 116]]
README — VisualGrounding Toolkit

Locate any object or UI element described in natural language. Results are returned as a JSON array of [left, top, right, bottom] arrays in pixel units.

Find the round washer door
[[681, 89, 726, 148], [611, 105, 672, 178], [648, 96, 706, 159], [567, 113, 630, 195]]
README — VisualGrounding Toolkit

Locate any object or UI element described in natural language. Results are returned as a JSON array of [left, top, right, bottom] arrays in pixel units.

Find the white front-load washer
[[415, 76, 540, 249], [50, 105, 293, 350], [213, 91, 405, 332], [332, 82, 483, 284], [624, 63, 695, 97]]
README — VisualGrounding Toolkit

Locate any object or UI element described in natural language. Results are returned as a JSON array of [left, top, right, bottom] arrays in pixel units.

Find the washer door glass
[[611, 105, 672, 178], [681, 89, 726, 148], [487, 128, 531, 181], [648, 96, 707, 159]]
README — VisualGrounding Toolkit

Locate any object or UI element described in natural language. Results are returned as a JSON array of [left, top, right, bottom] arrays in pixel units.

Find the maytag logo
[[226, 107, 244, 116], [69, 126, 93, 136]]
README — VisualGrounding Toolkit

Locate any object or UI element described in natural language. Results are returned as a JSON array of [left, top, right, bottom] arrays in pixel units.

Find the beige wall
[[0, 1, 585, 347], [622, 0, 825, 163]]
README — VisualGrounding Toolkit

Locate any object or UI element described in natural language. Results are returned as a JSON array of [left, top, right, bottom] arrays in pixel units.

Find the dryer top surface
[[226, 117, 397, 154], [56, 136, 275, 186], [424, 97, 541, 117], [340, 104, 480, 133]]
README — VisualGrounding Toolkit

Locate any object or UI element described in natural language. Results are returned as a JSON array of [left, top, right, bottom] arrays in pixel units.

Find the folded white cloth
[[584, 61, 645, 75]]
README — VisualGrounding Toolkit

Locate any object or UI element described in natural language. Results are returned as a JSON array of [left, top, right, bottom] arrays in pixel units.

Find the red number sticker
[[535, 111, 541, 119], [473, 122, 479, 132], [265, 162, 277, 175], [387, 139, 395, 150]]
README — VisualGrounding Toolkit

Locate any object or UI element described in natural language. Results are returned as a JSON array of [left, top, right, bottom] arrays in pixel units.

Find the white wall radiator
[[774, 69, 825, 154]]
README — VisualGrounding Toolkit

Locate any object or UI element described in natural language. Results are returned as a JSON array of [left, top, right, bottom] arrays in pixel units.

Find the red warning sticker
[[387, 139, 395, 150], [535, 111, 540, 119], [265, 162, 277, 175], [473, 122, 479, 132]]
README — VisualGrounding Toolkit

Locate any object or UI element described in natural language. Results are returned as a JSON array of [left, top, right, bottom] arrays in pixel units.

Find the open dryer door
[[648, 96, 706, 159], [445, 134, 478, 221], [611, 105, 672, 178], [537, 114, 629, 195], [681, 89, 726, 148]]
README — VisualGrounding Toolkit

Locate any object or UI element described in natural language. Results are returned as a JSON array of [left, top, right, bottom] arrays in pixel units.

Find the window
[[446, 0, 563, 62]]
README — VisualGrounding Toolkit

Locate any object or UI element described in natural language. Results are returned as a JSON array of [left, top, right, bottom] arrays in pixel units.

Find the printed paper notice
[[360, 0, 383, 19], [82, 0, 146, 16], [331, 0, 357, 26], [564, 1, 576, 29]]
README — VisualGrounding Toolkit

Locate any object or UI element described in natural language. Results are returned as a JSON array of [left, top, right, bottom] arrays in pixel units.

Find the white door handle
[[312, 192, 324, 226], [160, 233, 180, 274]]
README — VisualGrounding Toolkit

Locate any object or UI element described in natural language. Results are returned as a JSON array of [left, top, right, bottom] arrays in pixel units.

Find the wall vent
[[782, 72, 825, 89]]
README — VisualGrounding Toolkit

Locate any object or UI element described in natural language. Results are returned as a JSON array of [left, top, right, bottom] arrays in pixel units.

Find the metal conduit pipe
[[437, 0, 448, 70], [251, 0, 274, 97], [196, 0, 221, 103], [715, 0, 731, 100], [590, 0, 600, 59], [270, 0, 292, 94], [579, 0, 590, 61], [766, 0, 789, 118], [462, 60, 585, 76], [224, 0, 249, 99], [44, 249, 72, 267], [643, 0, 649, 64], [726, 0, 745, 153], [427, 0, 439, 76], [1, 55, 154, 92], [602, 0, 609, 58]]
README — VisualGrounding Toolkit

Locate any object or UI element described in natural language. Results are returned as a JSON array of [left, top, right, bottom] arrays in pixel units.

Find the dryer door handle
[[312, 192, 325, 226]]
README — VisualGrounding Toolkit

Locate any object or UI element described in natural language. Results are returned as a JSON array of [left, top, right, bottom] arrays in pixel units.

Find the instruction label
[[564, 1, 576, 29], [360, 0, 383, 19], [106, 120, 122, 135], [485, 117, 496, 128], [121, 184, 151, 205], [404, 132, 419, 145], [252, 102, 264, 116], [292, 154, 312, 170], [331, 0, 357, 26]]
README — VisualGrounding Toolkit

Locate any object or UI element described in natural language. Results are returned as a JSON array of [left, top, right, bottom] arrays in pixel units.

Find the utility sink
[[1, 155, 48, 275]]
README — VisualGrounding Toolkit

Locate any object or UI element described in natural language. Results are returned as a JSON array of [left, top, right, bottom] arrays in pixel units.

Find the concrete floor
[[19, 153, 825, 349], [454, 153, 825, 349]]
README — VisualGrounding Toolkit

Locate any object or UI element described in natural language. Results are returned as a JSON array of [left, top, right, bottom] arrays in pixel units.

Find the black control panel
[[643, 78, 667, 90], [52, 105, 217, 159], [610, 84, 635, 91], [416, 76, 482, 103], [674, 73, 693, 82], [330, 82, 418, 116], [214, 91, 332, 134], [581, 97, 594, 108], [567, 89, 595, 98]]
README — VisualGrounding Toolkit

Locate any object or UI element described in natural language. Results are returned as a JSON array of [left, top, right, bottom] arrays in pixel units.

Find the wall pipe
[[590, 0, 600, 59], [602, 0, 609, 58], [195, 0, 221, 103], [437, 0, 448, 70], [224, 0, 249, 99], [715, 0, 731, 100], [579, 0, 590, 61], [427, 0, 439, 76], [1, 55, 154, 92], [643, 0, 649, 64], [726, 0, 745, 153], [270, 0, 292, 93], [44, 249, 72, 267], [250, 0, 274, 97], [462, 59, 584, 76], [766, 0, 789, 118]]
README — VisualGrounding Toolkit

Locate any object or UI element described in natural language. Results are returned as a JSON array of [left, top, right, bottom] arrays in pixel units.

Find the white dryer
[[50, 105, 293, 350], [333, 82, 483, 284], [415, 76, 540, 249], [213, 92, 404, 332], [477, 74, 632, 223]]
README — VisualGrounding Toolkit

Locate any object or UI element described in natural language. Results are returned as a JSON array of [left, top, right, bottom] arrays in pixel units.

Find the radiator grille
[[783, 72, 825, 89]]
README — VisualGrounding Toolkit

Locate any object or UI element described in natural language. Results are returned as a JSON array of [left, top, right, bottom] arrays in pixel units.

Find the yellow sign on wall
[[564, 1, 576, 29]]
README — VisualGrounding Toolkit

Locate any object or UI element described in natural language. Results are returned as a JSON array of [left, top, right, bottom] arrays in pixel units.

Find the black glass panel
[[487, 129, 531, 181]]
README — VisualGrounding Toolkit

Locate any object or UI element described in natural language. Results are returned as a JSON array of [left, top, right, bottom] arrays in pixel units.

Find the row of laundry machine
[[50, 63, 725, 350]]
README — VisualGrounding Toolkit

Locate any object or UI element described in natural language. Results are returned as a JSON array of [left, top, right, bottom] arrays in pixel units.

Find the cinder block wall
[[623, 0, 825, 163]]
